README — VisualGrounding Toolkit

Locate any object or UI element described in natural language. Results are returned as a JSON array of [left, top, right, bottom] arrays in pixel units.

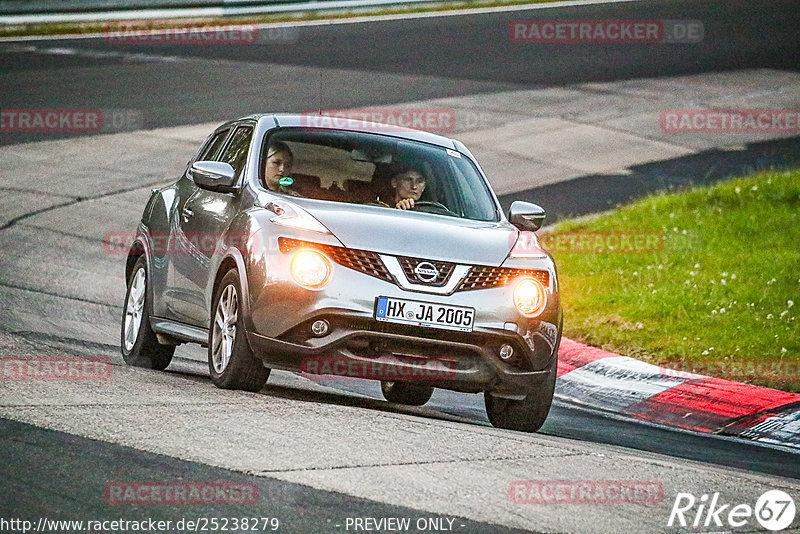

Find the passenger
[[380, 164, 427, 210], [263, 141, 299, 195]]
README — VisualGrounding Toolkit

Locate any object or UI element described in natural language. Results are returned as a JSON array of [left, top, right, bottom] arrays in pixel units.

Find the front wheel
[[484, 367, 556, 432], [208, 269, 270, 392], [380, 381, 434, 406], [121, 256, 175, 370]]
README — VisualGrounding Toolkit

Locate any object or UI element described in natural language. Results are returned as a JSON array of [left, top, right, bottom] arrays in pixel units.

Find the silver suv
[[121, 114, 561, 432]]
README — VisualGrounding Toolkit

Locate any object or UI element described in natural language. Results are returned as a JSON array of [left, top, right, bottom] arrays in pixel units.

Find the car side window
[[217, 125, 254, 180], [198, 129, 230, 161]]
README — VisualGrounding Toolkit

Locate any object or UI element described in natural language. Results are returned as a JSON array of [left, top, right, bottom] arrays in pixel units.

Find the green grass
[[551, 168, 800, 391], [0, 0, 558, 38]]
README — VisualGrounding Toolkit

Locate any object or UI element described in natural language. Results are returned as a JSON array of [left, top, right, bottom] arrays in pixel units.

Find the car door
[[163, 127, 232, 323], [170, 123, 255, 327]]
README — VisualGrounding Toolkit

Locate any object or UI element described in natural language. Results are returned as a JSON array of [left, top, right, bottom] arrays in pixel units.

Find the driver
[[382, 164, 426, 210]]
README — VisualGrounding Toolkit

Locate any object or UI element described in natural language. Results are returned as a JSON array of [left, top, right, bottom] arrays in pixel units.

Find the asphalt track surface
[[0, 420, 529, 533], [3, 0, 799, 217], [2, 0, 800, 532], [2, 0, 799, 143]]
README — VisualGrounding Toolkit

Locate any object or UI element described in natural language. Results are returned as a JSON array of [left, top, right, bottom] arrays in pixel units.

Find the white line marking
[[0, 43, 186, 62]]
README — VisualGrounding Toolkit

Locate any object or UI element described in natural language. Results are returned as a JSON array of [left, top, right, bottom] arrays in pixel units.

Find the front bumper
[[247, 312, 560, 394], [244, 234, 561, 394]]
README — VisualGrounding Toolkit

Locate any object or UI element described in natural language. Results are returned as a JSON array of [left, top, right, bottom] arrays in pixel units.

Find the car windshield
[[260, 128, 499, 222]]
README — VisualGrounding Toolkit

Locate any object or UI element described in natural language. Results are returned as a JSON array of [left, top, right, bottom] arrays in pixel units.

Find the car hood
[[294, 199, 517, 266]]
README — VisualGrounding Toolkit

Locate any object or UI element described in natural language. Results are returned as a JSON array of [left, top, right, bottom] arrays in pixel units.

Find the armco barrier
[[0, 0, 279, 15]]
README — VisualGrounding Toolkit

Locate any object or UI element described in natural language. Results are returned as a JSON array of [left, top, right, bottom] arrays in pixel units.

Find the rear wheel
[[208, 269, 270, 392], [380, 381, 434, 406], [120, 256, 175, 370], [484, 367, 556, 432]]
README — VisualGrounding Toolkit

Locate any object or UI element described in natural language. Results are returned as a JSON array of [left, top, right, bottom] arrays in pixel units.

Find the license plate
[[374, 296, 475, 332]]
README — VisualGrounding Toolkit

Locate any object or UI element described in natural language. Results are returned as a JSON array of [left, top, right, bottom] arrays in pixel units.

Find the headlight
[[290, 250, 332, 289], [513, 278, 547, 317]]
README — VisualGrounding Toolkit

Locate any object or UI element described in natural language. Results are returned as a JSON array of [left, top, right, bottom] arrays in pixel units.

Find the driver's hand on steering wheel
[[396, 198, 415, 210]]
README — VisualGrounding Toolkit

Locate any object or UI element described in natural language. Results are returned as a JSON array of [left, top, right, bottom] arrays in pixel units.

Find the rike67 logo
[[668, 490, 796, 531]]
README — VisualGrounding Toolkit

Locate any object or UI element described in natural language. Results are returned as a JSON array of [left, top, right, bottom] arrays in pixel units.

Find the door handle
[[182, 207, 193, 222]]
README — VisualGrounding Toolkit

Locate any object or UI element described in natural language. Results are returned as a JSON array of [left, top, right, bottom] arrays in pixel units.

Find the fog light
[[290, 250, 332, 289], [499, 344, 514, 360], [311, 319, 330, 337], [513, 278, 547, 317]]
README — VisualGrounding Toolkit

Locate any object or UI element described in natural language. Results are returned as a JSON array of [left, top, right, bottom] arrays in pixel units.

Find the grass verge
[[549, 167, 800, 391]]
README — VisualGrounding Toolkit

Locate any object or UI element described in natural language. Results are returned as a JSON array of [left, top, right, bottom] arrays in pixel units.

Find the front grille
[[457, 266, 549, 291], [278, 315, 535, 372], [278, 238, 550, 293], [278, 237, 393, 283], [329, 317, 534, 371], [397, 256, 455, 287]]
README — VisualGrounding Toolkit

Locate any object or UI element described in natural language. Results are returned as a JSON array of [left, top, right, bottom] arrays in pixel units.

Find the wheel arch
[[209, 249, 252, 332], [125, 239, 148, 282], [125, 236, 158, 319]]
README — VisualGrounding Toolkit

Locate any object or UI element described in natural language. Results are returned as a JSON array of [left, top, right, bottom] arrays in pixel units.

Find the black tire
[[208, 269, 270, 392], [484, 366, 556, 432], [380, 381, 434, 406], [121, 256, 175, 370]]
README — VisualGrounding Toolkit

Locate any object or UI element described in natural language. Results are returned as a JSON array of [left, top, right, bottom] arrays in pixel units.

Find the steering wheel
[[411, 201, 457, 216]]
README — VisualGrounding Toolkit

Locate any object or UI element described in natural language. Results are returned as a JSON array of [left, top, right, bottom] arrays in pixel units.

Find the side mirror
[[191, 161, 237, 193], [508, 201, 546, 231]]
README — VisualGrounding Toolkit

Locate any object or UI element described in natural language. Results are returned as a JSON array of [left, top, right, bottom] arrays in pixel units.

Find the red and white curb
[[556, 338, 800, 450]]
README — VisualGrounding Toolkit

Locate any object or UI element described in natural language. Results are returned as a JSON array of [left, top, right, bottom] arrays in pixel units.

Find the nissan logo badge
[[414, 262, 439, 283]]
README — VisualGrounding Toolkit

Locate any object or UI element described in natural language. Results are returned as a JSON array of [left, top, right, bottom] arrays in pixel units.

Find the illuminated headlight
[[513, 278, 547, 317], [290, 250, 332, 289]]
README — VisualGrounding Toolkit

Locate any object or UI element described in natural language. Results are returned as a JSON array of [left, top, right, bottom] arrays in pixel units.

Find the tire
[[121, 256, 175, 370], [380, 381, 434, 406], [208, 269, 270, 392], [484, 366, 556, 432]]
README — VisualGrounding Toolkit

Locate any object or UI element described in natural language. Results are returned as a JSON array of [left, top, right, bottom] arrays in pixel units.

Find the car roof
[[230, 113, 457, 150]]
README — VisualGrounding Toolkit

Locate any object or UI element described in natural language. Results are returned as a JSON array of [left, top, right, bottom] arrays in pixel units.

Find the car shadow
[[165, 355, 486, 428]]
